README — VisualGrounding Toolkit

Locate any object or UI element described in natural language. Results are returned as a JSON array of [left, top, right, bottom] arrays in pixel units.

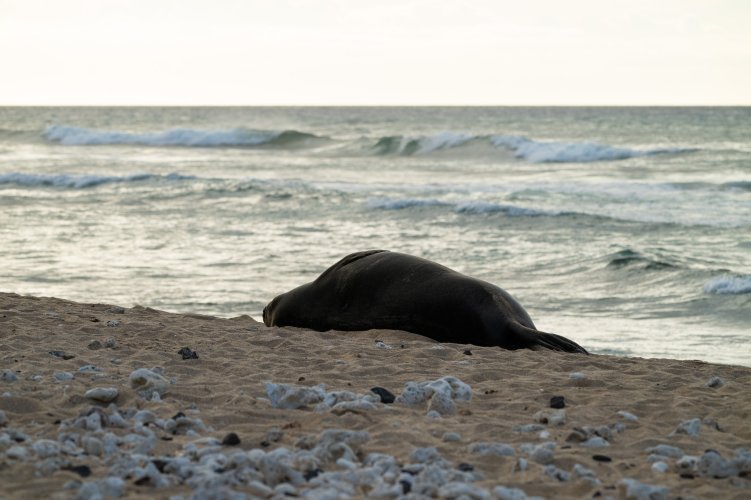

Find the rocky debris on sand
[[105, 320, 120, 327], [78, 365, 102, 373], [395, 376, 472, 417], [520, 442, 556, 465], [533, 408, 566, 425], [671, 417, 702, 437], [265, 383, 381, 414], [129, 368, 171, 399], [177, 347, 199, 360], [644, 446, 751, 480], [617, 410, 639, 421], [706, 375, 725, 388], [1, 369, 18, 383], [469, 442, 516, 457], [87, 340, 102, 350], [84, 387, 119, 403], [266, 383, 326, 410], [549, 395, 565, 409], [619, 478, 669, 500], [49, 350, 75, 360], [104, 337, 118, 349], [54, 371, 74, 382]]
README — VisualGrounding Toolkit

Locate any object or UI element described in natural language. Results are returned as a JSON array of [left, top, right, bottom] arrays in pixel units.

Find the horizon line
[[2, 103, 750, 108]]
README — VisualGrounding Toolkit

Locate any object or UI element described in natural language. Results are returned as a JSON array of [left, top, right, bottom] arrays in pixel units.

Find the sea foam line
[[0, 172, 194, 189], [703, 274, 751, 295], [43, 125, 319, 148]]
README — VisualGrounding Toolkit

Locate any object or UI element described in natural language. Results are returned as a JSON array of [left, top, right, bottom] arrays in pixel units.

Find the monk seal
[[263, 250, 587, 354]]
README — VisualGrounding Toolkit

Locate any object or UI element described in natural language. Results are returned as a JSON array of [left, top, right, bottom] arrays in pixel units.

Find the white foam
[[0, 172, 193, 189], [703, 275, 751, 295], [43, 125, 284, 147], [365, 197, 449, 210], [490, 135, 693, 163]]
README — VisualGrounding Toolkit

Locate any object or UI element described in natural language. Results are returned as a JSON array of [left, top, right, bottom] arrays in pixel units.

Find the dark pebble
[[550, 395, 566, 409], [592, 455, 612, 462], [64, 465, 92, 477], [463, 349, 472, 355], [400, 480, 412, 494], [457, 463, 474, 472], [680, 473, 695, 480], [151, 459, 168, 473], [49, 350, 75, 360], [370, 387, 396, 404], [304, 469, 322, 481], [222, 432, 241, 446], [171, 411, 186, 420], [178, 347, 199, 360]]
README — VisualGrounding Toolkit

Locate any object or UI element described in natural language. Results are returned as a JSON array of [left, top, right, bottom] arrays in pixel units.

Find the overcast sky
[[1, 0, 749, 105]]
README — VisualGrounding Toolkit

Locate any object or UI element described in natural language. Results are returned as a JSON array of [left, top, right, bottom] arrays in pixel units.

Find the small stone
[[104, 337, 118, 349], [32, 439, 60, 458], [550, 396, 565, 409], [581, 437, 610, 448], [646, 444, 685, 458], [54, 371, 74, 382], [442, 432, 462, 442], [470, 442, 516, 457], [463, 349, 472, 355], [1, 370, 18, 383], [129, 368, 170, 398], [618, 478, 668, 500], [78, 365, 102, 373], [652, 461, 669, 473], [49, 350, 75, 360], [87, 340, 103, 350], [706, 376, 725, 388], [370, 386, 396, 404], [617, 410, 639, 421], [108, 306, 125, 314], [6, 445, 28, 460], [63, 465, 92, 478], [534, 408, 566, 425], [177, 347, 199, 360], [544, 464, 571, 481], [265, 428, 283, 443], [84, 387, 119, 403], [222, 432, 241, 446], [592, 455, 612, 462], [494, 486, 531, 500], [105, 320, 120, 327], [82, 436, 104, 456], [672, 418, 702, 437]]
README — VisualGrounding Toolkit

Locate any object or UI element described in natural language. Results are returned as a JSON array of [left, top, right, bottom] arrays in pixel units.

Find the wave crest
[[703, 274, 751, 295], [0, 172, 194, 189], [43, 125, 322, 148]]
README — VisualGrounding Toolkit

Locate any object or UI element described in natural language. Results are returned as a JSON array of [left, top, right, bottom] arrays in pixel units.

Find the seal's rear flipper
[[511, 323, 588, 354]]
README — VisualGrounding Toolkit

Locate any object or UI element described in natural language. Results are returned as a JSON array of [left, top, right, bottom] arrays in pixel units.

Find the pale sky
[[1, 0, 749, 105]]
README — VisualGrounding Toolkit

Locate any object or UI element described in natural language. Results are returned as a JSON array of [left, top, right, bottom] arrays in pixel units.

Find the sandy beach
[[1, 291, 749, 499]]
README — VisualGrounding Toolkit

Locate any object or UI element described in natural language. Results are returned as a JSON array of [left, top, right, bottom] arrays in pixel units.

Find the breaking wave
[[0, 172, 194, 189], [43, 125, 323, 148], [366, 197, 560, 216], [368, 131, 695, 163], [703, 274, 751, 295]]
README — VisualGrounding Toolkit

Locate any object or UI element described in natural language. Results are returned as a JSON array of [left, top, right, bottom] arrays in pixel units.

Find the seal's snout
[[262, 304, 270, 326]]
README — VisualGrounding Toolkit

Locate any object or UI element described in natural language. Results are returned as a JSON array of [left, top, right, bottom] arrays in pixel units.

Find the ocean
[[1, 107, 749, 366]]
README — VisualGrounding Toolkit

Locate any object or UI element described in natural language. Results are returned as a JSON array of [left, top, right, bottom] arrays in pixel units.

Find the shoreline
[[1, 292, 750, 499]]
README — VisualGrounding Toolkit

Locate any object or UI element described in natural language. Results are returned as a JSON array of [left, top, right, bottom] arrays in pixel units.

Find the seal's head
[[262, 295, 281, 326]]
